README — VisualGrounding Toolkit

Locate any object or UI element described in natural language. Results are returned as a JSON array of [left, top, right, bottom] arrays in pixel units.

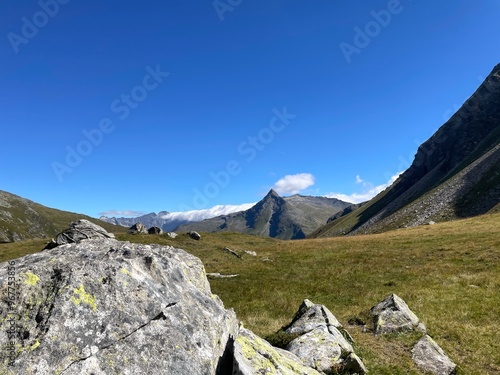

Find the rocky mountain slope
[[176, 190, 351, 239], [311, 63, 500, 238], [0, 190, 122, 242]]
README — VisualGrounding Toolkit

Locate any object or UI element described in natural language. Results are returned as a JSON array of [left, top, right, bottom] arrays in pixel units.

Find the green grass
[[1, 213, 499, 374]]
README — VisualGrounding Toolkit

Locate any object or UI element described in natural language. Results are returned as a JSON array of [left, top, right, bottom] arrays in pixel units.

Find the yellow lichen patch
[[24, 272, 40, 286], [121, 268, 132, 276], [30, 339, 40, 351], [70, 284, 97, 311]]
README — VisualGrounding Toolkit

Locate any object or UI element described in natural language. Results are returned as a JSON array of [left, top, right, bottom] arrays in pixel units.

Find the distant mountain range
[[176, 190, 352, 239], [311, 63, 500, 238], [99, 203, 256, 232], [0, 190, 122, 243]]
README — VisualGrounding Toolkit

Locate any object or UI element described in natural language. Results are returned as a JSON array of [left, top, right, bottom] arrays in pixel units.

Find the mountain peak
[[266, 189, 280, 198]]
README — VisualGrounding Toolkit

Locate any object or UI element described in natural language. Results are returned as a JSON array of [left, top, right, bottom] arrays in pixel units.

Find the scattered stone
[[417, 322, 427, 334], [147, 226, 163, 235], [428, 221, 436, 225], [44, 219, 115, 249], [188, 231, 201, 240], [262, 258, 272, 262], [206, 273, 239, 279], [223, 247, 241, 258], [411, 335, 457, 375], [284, 299, 341, 335], [0, 238, 238, 374], [281, 300, 366, 374], [286, 326, 353, 373], [370, 294, 420, 334], [233, 326, 321, 375], [166, 232, 178, 239], [244, 250, 257, 257], [127, 222, 147, 234]]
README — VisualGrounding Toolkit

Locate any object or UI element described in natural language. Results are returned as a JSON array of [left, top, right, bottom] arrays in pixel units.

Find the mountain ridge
[[176, 190, 352, 239], [0, 190, 124, 243], [310, 62, 500, 238]]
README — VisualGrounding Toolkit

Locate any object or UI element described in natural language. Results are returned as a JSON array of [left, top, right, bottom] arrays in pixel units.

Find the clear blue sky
[[1, 0, 499, 217]]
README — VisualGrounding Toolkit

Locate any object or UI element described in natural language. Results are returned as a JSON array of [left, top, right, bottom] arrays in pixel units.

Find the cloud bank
[[272, 173, 315, 195], [162, 203, 256, 222], [326, 172, 403, 204], [99, 210, 146, 217]]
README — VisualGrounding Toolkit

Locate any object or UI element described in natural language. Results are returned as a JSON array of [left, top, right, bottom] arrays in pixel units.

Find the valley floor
[[1, 212, 499, 374]]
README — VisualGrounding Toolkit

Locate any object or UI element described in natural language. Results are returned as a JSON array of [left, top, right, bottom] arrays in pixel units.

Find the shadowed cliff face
[[400, 63, 500, 194], [312, 63, 500, 237]]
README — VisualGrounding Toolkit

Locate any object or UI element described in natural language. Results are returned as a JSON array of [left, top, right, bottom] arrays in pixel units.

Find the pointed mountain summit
[[311, 62, 500, 237], [176, 190, 351, 240]]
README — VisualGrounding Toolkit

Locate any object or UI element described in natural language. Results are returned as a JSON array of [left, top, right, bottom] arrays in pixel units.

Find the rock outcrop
[[147, 226, 163, 235], [188, 231, 202, 240], [370, 293, 423, 334], [127, 222, 147, 234], [233, 327, 322, 375], [371, 294, 456, 374], [281, 299, 367, 374], [0, 237, 238, 374], [43, 219, 115, 249], [412, 335, 457, 375]]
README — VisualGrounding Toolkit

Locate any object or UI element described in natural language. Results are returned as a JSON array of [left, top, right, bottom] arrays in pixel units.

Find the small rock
[[284, 299, 341, 335], [188, 231, 201, 240], [206, 273, 239, 279], [128, 222, 147, 234], [370, 294, 420, 334], [244, 250, 257, 257], [343, 352, 369, 375], [166, 232, 178, 239], [411, 335, 457, 375], [44, 219, 115, 249], [147, 226, 163, 235], [417, 322, 427, 334], [223, 247, 241, 258]]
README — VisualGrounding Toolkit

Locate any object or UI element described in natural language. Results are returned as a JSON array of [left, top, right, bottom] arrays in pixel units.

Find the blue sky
[[1, 0, 499, 218]]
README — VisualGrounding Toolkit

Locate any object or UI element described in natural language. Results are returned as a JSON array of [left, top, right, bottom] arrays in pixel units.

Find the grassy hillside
[[0, 190, 125, 242], [0, 213, 498, 374]]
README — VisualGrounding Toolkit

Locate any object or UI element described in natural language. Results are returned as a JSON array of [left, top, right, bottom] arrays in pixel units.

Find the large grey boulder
[[127, 222, 147, 234], [233, 326, 322, 375], [370, 294, 421, 334], [43, 219, 115, 249], [0, 238, 238, 374], [411, 335, 457, 375]]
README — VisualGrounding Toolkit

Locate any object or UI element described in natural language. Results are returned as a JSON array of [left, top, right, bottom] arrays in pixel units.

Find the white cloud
[[99, 210, 146, 217], [326, 172, 403, 204], [272, 173, 315, 195], [161, 203, 256, 222]]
